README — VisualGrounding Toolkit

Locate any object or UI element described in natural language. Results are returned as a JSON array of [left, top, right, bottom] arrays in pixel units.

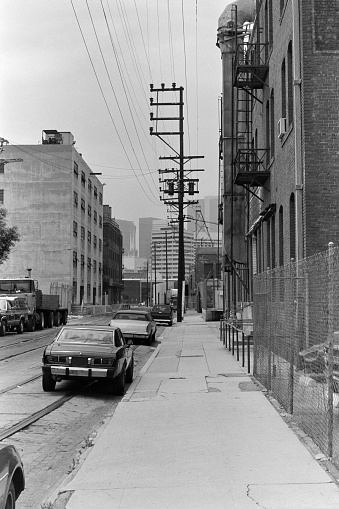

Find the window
[[99, 192, 103, 205], [93, 260, 97, 273], [99, 239, 102, 252], [94, 186, 98, 199], [81, 198, 85, 211], [271, 215, 276, 269], [290, 193, 296, 261], [73, 221, 78, 237], [270, 90, 275, 158], [94, 211, 97, 224], [0, 189, 4, 205], [99, 262, 102, 273], [88, 178, 92, 193], [279, 206, 284, 267], [81, 226, 85, 241], [73, 191, 78, 208], [73, 251, 78, 266], [88, 230, 91, 243], [287, 42, 293, 126], [266, 100, 270, 164], [281, 59, 286, 120], [93, 235, 97, 248], [81, 254, 85, 267], [87, 257, 91, 268], [0, 163, 4, 174], [88, 204, 92, 217], [99, 215, 102, 228], [74, 162, 78, 178], [81, 171, 86, 187]]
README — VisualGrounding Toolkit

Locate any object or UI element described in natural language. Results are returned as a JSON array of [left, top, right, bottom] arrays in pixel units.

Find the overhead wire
[[70, 0, 160, 206]]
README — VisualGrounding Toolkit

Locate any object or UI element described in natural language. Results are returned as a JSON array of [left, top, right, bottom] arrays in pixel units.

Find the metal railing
[[220, 320, 253, 374]]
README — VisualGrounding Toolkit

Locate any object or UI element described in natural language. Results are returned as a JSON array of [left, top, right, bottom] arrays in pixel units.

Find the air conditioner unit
[[278, 118, 287, 139]]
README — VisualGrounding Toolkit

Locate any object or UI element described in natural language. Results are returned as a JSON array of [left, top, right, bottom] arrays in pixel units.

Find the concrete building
[[0, 130, 104, 307], [151, 226, 195, 281], [217, 0, 339, 317], [103, 205, 123, 304], [115, 219, 137, 257], [139, 217, 161, 259]]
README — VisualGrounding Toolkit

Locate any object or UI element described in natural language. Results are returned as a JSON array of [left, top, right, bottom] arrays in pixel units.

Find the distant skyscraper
[[139, 217, 161, 259], [116, 219, 137, 257]]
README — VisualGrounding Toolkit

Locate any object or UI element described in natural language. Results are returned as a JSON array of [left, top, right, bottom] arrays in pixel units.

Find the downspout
[[292, 0, 303, 261]]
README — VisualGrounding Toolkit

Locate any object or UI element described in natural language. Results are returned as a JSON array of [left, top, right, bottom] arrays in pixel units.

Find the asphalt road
[[0, 315, 162, 509]]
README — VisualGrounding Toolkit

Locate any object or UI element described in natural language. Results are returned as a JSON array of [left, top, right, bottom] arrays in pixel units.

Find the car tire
[[61, 310, 68, 325], [113, 367, 126, 395], [0, 321, 6, 337], [147, 334, 153, 346], [42, 372, 56, 392], [126, 356, 134, 383], [5, 481, 15, 509], [16, 320, 24, 334]]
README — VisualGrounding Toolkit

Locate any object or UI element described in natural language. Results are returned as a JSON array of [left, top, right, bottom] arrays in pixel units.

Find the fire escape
[[232, 13, 269, 193]]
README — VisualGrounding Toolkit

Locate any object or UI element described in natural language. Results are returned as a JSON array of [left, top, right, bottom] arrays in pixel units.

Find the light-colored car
[[0, 443, 25, 509], [42, 325, 134, 395], [109, 310, 156, 346]]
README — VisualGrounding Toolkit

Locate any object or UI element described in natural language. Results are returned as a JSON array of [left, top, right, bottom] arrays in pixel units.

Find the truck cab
[[0, 296, 29, 335]]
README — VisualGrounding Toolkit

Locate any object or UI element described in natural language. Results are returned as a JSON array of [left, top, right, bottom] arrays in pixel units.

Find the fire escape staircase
[[233, 41, 270, 192]]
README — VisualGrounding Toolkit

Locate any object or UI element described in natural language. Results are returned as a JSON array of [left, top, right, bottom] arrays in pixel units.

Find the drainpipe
[[292, 0, 303, 260]]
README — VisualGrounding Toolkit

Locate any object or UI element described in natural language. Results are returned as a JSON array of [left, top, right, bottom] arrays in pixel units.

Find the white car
[[109, 310, 156, 346]]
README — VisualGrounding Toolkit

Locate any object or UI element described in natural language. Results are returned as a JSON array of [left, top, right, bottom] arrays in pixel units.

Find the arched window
[[266, 100, 270, 164], [281, 59, 286, 120], [287, 42, 293, 126], [289, 193, 296, 261], [279, 206, 284, 267], [270, 90, 275, 158], [271, 214, 276, 269]]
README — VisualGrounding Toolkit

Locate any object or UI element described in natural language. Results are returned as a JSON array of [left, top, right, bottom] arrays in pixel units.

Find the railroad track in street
[[0, 343, 141, 442]]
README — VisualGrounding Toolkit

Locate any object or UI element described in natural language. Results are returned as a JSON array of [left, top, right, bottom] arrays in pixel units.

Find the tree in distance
[[0, 208, 20, 265]]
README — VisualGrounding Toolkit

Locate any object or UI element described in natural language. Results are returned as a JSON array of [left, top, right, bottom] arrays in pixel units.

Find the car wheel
[[113, 367, 126, 395], [42, 372, 56, 392], [47, 311, 54, 328], [147, 334, 153, 346], [126, 356, 134, 383], [16, 320, 24, 334], [0, 321, 6, 337], [169, 321, 173, 327], [5, 481, 15, 509]]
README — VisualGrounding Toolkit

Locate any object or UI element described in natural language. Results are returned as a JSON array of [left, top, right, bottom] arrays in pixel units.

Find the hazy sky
[[1, 0, 230, 226]]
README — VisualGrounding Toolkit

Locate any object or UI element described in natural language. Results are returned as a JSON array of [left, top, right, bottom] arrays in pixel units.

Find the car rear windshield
[[152, 305, 171, 312], [114, 312, 148, 321], [57, 329, 114, 345]]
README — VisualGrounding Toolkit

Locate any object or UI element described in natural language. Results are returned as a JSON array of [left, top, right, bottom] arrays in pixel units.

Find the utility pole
[[150, 83, 204, 322]]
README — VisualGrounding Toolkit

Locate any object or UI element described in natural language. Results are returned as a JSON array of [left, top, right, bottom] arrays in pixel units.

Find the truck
[[0, 277, 68, 332], [0, 296, 30, 335]]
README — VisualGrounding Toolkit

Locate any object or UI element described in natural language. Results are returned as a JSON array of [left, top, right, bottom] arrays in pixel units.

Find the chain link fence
[[253, 243, 339, 463]]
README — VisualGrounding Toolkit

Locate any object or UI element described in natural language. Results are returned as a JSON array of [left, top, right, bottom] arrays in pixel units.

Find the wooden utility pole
[[150, 83, 204, 322]]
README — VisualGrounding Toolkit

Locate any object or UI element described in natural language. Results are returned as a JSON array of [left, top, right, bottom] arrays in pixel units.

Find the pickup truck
[[0, 296, 30, 335]]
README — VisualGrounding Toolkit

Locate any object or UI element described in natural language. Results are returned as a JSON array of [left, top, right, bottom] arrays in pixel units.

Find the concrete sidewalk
[[59, 311, 339, 508]]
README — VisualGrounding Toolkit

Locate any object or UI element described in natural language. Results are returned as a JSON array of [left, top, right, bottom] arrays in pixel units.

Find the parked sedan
[[151, 304, 173, 326], [42, 325, 134, 395], [109, 310, 156, 346], [0, 443, 25, 509]]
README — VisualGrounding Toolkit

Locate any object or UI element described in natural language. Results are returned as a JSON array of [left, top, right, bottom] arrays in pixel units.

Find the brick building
[[103, 205, 123, 304], [217, 0, 339, 313]]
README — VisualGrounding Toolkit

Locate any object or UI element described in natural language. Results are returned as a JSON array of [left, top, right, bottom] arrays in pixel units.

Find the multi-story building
[[217, 0, 339, 312], [116, 219, 137, 257], [151, 226, 195, 280], [139, 217, 161, 259], [103, 205, 123, 304], [0, 130, 104, 307]]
